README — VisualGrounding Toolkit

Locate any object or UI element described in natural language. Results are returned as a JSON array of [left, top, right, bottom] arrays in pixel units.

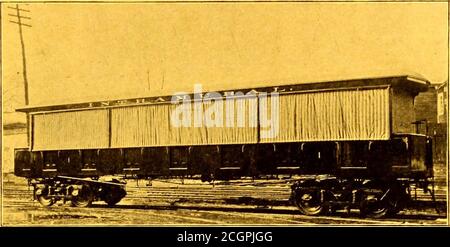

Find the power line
[[8, 4, 32, 106], [9, 4, 32, 147]]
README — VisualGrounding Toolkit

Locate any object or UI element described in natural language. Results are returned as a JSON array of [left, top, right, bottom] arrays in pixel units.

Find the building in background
[[2, 112, 28, 175], [433, 81, 448, 164], [414, 81, 447, 163], [414, 84, 438, 124], [437, 80, 448, 124]]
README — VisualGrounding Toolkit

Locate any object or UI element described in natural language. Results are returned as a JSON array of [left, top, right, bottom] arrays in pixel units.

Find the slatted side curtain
[[32, 109, 110, 151], [110, 96, 259, 147], [31, 87, 392, 151], [259, 87, 391, 143]]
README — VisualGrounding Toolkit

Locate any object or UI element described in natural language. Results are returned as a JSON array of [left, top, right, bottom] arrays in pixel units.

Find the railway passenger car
[[14, 75, 435, 217]]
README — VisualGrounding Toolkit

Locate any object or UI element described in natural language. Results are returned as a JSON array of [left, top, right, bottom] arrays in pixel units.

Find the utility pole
[[9, 4, 32, 147], [8, 4, 31, 105]]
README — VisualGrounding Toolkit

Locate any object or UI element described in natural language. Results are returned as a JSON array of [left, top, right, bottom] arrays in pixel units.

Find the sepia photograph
[[1, 1, 448, 227]]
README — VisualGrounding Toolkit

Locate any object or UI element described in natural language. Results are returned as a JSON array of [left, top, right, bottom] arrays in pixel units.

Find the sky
[[2, 2, 448, 112]]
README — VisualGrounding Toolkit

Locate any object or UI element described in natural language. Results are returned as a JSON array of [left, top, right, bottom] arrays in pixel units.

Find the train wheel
[[385, 196, 402, 216], [104, 187, 126, 207], [360, 188, 403, 218], [294, 190, 328, 216], [104, 196, 122, 207], [360, 200, 389, 218], [37, 194, 55, 207], [386, 186, 408, 216], [71, 185, 94, 207], [359, 192, 397, 218]]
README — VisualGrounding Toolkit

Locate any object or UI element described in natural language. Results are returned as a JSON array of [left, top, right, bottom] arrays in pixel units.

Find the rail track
[[4, 178, 447, 203], [3, 177, 447, 225]]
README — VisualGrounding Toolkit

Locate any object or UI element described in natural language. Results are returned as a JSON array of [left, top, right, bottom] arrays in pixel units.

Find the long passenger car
[[14, 75, 434, 217]]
